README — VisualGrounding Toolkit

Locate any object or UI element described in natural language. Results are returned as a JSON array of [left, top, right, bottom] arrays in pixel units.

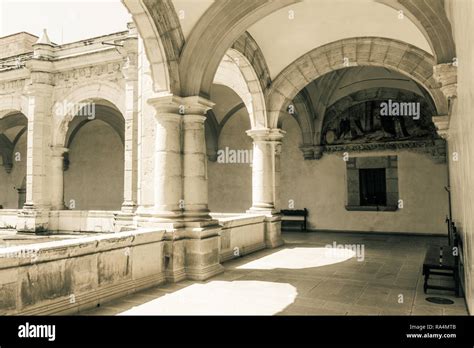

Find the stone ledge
[[0, 228, 166, 269]]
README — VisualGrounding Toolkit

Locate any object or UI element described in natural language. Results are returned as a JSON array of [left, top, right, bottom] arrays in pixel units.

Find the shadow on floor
[[81, 232, 469, 316]]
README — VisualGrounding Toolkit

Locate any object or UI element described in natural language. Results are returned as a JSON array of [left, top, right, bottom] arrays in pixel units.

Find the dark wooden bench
[[280, 209, 308, 231], [422, 219, 461, 296]]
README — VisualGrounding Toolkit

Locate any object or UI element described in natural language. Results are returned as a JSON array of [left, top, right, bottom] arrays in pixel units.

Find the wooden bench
[[281, 209, 308, 231], [422, 219, 461, 296]]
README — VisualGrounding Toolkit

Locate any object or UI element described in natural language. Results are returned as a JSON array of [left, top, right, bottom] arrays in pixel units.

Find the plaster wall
[[64, 120, 124, 211], [445, 0, 474, 313]]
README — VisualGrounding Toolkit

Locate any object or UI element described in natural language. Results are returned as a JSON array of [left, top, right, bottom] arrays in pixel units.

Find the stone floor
[[82, 231, 469, 316]]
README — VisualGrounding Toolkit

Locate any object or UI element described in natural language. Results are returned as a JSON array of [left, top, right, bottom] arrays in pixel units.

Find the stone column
[[247, 128, 285, 248], [118, 30, 139, 221], [182, 97, 215, 221], [181, 97, 222, 280], [17, 30, 55, 233], [17, 83, 54, 232], [247, 128, 285, 212], [136, 95, 184, 229], [50, 146, 68, 210], [138, 95, 223, 281]]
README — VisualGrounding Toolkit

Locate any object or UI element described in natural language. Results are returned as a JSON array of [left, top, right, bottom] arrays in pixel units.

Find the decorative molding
[[53, 62, 123, 86], [0, 79, 26, 92], [300, 139, 446, 163], [432, 115, 450, 140], [433, 63, 457, 101]]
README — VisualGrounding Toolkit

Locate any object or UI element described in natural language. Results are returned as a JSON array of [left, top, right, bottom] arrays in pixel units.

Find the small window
[[359, 168, 386, 206]]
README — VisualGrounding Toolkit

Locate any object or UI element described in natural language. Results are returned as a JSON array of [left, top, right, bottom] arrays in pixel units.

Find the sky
[[0, 0, 132, 44]]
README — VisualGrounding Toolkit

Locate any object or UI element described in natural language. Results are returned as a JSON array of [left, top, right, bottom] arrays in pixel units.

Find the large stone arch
[[122, 0, 184, 94], [231, 32, 272, 93], [178, 0, 300, 98], [52, 81, 125, 147], [64, 105, 125, 149], [123, 0, 455, 99], [266, 37, 449, 128], [214, 48, 267, 129], [375, 0, 456, 63]]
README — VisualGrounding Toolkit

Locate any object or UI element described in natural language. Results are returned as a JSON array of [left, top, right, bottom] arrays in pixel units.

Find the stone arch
[[62, 101, 125, 211], [122, 0, 184, 94], [376, 0, 456, 63], [53, 81, 125, 147], [0, 95, 27, 120], [266, 37, 449, 128], [231, 32, 272, 93], [65, 105, 125, 149], [178, 0, 300, 97], [214, 48, 267, 129]]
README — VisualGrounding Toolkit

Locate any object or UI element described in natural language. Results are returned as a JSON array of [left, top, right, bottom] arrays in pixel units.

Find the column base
[[120, 201, 137, 214], [135, 206, 224, 281], [185, 233, 224, 280], [114, 211, 137, 232], [134, 207, 185, 231], [163, 239, 187, 282], [16, 206, 50, 234]]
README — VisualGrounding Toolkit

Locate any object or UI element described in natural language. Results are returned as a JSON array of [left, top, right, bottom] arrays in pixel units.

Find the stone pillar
[[17, 82, 54, 232], [181, 97, 223, 280], [50, 146, 68, 210], [247, 128, 285, 248], [17, 30, 55, 233], [137, 95, 223, 281], [135, 95, 184, 229], [182, 97, 215, 221], [115, 28, 139, 232], [121, 25, 139, 214]]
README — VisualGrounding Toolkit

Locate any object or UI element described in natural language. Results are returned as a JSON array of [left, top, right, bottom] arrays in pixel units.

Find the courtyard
[[0, 0, 472, 323]]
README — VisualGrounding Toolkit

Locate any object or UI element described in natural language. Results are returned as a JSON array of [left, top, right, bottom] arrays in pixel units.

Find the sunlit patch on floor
[[118, 280, 297, 315], [236, 247, 355, 270]]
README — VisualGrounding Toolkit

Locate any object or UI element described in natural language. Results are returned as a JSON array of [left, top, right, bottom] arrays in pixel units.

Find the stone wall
[[64, 120, 124, 211], [280, 116, 449, 234], [208, 105, 252, 213], [445, 0, 474, 313], [0, 32, 36, 59], [213, 213, 266, 262], [0, 229, 166, 315]]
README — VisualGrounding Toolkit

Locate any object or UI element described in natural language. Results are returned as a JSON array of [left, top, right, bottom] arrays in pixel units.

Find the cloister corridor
[[82, 232, 468, 316]]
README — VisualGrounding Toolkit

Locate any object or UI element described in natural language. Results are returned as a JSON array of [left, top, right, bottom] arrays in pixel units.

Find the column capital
[[432, 115, 450, 140], [300, 145, 323, 160], [433, 63, 457, 100], [148, 94, 214, 116], [246, 128, 285, 142]]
